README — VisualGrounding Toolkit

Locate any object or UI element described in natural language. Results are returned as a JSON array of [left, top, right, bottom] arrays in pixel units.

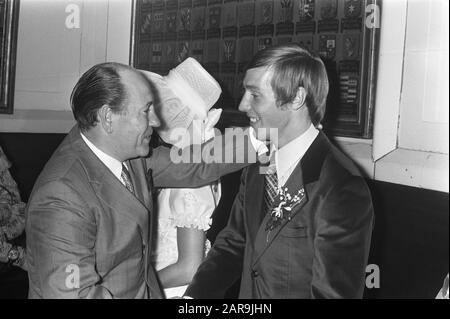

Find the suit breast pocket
[[281, 226, 308, 238]]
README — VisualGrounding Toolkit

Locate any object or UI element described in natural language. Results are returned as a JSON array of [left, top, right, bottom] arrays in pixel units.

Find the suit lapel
[[245, 165, 266, 244], [68, 127, 150, 247], [92, 178, 149, 245], [251, 132, 331, 266], [128, 158, 152, 211]]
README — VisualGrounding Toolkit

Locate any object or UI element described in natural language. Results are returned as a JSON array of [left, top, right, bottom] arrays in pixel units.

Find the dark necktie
[[146, 168, 157, 197], [121, 164, 135, 195], [263, 160, 278, 214]]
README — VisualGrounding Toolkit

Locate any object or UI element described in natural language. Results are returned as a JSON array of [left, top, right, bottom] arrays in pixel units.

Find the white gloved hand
[[203, 108, 222, 141]]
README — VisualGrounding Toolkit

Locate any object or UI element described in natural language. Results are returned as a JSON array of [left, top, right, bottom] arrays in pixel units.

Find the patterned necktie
[[121, 164, 135, 195], [263, 160, 278, 214]]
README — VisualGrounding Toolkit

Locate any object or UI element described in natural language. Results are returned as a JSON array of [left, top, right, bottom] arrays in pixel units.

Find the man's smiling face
[[238, 66, 291, 143]]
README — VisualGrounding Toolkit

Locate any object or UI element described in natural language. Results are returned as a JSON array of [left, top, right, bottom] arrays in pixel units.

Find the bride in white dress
[[141, 58, 222, 298], [153, 176, 221, 298]]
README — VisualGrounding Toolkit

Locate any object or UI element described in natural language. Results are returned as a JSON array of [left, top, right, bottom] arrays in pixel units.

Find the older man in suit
[[185, 44, 374, 299], [25, 63, 251, 299]]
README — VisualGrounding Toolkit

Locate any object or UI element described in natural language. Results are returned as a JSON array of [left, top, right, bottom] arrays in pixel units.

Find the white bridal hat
[[139, 57, 222, 145], [165, 57, 221, 119]]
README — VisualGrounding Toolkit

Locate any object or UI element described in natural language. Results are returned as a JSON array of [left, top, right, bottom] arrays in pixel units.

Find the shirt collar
[[274, 124, 319, 182], [80, 132, 123, 181], [249, 124, 319, 184]]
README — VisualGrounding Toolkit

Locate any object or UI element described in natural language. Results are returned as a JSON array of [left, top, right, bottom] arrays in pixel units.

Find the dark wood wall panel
[[133, 0, 381, 138]]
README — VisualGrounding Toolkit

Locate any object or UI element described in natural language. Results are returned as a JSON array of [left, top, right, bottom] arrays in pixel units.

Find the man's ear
[[291, 87, 307, 111], [98, 104, 114, 134]]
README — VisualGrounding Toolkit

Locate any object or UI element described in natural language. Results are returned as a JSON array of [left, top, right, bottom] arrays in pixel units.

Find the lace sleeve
[[169, 183, 221, 231], [0, 146, 26, 240]]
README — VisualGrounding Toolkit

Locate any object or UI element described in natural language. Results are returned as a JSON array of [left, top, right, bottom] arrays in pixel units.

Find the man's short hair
[[70, 62, 130, 131], [246, 43, 329, 126]]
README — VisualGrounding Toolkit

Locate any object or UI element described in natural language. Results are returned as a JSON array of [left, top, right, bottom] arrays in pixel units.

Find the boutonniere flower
[[265, 186, 306, 233]]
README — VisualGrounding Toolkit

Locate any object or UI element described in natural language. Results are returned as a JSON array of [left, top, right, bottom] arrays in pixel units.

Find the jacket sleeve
[[184, 168, 248, 299], [147, 129, 258, 188], [311, 175, 374, 299], [26, 181, 113, 299]]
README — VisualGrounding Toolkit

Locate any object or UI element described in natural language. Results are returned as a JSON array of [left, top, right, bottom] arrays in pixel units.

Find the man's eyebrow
[[243, 84, 260, 92]]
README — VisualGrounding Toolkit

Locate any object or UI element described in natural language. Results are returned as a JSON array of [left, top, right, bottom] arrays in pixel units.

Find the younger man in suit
[[186, 44, 374, 299]]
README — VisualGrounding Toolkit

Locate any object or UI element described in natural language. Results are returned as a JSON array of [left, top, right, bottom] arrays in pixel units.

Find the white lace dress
[[152, 182, 221, 298]]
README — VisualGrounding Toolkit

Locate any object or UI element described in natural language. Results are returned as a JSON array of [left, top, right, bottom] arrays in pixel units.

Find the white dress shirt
[[249, 124, 319, 187], [80, 133, 127, 186]]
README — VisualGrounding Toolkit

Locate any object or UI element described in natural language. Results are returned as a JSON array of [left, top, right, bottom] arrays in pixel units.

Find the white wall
[[338, 0, 449, 193], [398, 0, 449, 154], [373, 0, 448, 192], [0, 0, 132, 132]]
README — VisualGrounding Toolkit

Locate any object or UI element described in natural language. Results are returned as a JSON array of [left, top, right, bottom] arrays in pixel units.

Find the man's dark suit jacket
[[26, 126, 250, 298], [186, 132, 374, 298]]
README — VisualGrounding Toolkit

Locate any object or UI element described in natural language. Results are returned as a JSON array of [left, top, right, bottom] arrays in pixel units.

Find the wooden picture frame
[[0, 0, 20, 114]]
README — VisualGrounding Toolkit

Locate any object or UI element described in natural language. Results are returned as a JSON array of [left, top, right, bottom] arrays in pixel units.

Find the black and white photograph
[[0, 0, 448, 303]]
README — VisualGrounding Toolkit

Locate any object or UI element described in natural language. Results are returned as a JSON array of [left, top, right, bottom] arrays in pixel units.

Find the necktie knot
[[121, 164, 135, 195]]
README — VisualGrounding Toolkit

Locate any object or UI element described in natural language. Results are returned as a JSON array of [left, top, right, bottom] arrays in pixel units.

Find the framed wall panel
[[0, 0, 19, 114], [131, 0, 380, 138]]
